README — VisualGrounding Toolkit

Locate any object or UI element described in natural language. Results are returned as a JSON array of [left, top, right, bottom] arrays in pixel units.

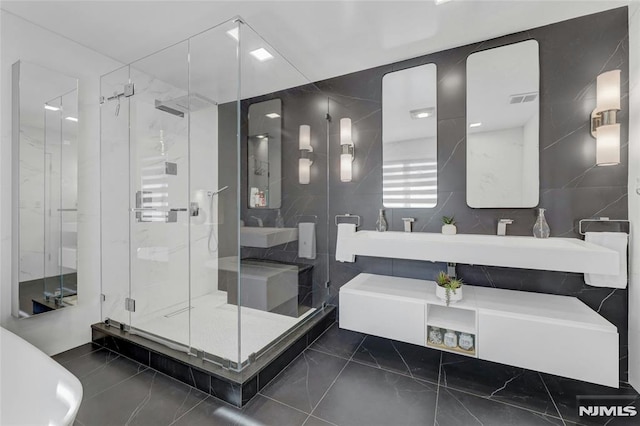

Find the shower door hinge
[[100, 293, 106, 302], [99, 83, 135, 104], [326, 113, 331, 122], [124, 83, 135, 97], [125, 297, 136, 312], [325, 281, 331, 288]]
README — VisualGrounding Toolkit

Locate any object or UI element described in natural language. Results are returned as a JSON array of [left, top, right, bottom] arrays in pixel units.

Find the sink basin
[[240, 226, 298, 248], [338, 231, 619, 274]]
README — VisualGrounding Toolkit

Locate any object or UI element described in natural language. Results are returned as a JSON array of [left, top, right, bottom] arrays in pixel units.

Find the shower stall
[[100, 18, 330, 371]]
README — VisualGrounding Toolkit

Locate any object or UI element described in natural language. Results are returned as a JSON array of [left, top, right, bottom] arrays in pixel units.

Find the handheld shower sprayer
[[207, 186, 229, 197]]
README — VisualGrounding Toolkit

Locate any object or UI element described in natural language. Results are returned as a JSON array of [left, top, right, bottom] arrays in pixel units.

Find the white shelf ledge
[[240, 226, 298, 248], [338, 231, 618, 274]]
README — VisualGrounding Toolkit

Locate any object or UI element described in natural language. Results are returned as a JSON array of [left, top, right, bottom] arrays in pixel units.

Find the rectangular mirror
[[248, 98, 282, 209], [466, 40, 540, 208], [12, 61, 79, 317], [382, 63, 437, 208]]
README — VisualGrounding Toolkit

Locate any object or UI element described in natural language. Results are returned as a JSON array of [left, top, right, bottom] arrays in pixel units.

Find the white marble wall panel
[[1, 10, 121, 354], [467, 127, 525, 207]]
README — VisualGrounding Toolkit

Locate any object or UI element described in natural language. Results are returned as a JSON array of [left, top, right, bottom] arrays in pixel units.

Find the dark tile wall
[[228, 7, 630, 381], [237, 86, 332, 309]]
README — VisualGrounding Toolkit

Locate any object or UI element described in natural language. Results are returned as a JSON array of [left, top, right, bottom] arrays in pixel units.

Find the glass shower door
[[127, 41, 192, 349]]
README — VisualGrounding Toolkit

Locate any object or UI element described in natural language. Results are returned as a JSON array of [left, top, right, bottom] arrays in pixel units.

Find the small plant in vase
[[436, 271, 463, 306], [441, 216, 457, 235]]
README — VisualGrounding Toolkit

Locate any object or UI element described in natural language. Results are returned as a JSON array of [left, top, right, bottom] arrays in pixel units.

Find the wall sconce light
[[340, 118, 355, 182], [591, 69, 621, 166], [298, 125, 313, 184]]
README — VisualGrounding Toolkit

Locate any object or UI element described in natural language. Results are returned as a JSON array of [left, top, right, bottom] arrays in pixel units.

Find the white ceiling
[[1, 0, 630, 87], [467, 39, 539, 133]]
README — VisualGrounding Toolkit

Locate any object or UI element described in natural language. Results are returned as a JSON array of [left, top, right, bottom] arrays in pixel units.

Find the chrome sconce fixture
[[591, 69, 621, 166], [298, 125, 313, 184], [340, 118, 355, 182]]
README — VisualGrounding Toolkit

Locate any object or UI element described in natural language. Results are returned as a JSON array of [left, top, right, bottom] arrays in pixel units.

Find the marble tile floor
[[54, 323, 639, 426]]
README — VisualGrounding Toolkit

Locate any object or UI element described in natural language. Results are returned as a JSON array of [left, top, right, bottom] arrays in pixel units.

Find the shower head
[[207, 186, 229, 197], [155, 100, 184, 117], [155, 93, 217, 118]]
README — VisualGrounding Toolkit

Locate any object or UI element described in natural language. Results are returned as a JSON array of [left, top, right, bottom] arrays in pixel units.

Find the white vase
[[442, 224, 457, 235], [436, 285, 463, 304]]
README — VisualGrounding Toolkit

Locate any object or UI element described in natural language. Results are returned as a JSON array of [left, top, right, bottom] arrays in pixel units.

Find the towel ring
[[578, 217, 629, 235], [335, 214, 360, 228]]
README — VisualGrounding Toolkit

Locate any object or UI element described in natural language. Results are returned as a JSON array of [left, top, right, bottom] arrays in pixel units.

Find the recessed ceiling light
[[250, 48, 274, 62], [435, 0, 453, 5], [410, 107, 435, 120], [44, 105, 60, 111], [65, 116, 78, 122], [469, 122, 482, 128], [226, 27, 239, 41], [265, 113, 280, 119]]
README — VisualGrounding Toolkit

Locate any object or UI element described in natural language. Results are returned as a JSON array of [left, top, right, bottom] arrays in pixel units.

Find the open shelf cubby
[[426, 303, 476, 333]]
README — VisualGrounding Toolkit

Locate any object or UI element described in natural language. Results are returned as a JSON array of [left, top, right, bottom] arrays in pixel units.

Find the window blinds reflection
[[382, 159, 437, 208]]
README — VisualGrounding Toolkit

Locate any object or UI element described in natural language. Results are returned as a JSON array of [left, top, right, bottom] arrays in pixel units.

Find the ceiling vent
[[509, 92, 538, 104]]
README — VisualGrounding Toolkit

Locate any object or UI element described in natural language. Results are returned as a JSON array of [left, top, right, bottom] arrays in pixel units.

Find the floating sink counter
[[240, 226, 298, 248], [339, 273, 619, 387], [338, 230, 619, 275]]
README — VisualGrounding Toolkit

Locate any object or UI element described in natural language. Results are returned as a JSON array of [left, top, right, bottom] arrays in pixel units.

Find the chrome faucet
[[402, 217, 415, 232], [250, 216, 264, 227], [497, 219, 513, 236]]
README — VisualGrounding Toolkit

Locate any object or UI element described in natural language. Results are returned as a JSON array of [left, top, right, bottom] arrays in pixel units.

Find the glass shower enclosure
[[100, 18, 328, 370]]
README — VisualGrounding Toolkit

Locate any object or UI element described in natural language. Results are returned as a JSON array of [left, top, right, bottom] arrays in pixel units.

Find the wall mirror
[[382, 63, 437, 208], [466, 40, 540, 208], [12, 61, 79, 318], [248, 98, 282, 209]]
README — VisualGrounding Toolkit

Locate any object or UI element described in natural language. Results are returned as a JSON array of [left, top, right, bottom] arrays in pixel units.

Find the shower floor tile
[[132, 291, 315, 363]]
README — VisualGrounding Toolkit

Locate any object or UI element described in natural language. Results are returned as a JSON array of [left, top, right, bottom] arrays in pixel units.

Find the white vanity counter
[[340, 273, 619, 387], [337, 230, 619, 274]]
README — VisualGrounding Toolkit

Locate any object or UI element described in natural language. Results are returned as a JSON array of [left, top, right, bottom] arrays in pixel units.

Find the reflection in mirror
[[12, 61, 78, 317], [248, 99, 282, 209], [382, 64, 437, 208], [466, 40, 540, 208]]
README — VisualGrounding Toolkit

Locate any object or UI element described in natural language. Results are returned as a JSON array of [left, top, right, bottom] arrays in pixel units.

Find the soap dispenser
[[533, 208, 550, 239], [376, 209, 388, 232], [275, 209, 284, 228]]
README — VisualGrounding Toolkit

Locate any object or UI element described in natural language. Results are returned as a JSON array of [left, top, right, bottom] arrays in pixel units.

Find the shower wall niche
[[100, 18, 329, 370]]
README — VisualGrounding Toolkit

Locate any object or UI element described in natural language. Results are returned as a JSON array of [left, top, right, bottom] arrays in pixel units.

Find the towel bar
[[578, 217, 629, 235], [335, 214, 360, 227]]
